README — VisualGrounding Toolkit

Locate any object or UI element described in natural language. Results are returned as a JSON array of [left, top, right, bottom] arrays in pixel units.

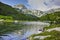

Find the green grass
[[29, 30, 60, 40], [44, 24, 60, 30]]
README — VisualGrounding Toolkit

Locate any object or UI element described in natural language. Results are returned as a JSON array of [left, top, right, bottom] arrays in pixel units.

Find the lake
[[0, 21, 49, 40]]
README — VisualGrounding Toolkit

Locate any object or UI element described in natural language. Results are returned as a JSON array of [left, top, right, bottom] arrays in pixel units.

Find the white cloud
[[27, 0, 60, 11]]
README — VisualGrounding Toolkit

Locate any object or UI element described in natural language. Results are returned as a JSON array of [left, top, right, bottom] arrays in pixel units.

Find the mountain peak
[[14, 4, 27, 9]]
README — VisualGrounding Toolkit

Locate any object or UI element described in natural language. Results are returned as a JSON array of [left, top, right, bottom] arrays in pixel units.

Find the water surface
[[0, 21, 49, 40]]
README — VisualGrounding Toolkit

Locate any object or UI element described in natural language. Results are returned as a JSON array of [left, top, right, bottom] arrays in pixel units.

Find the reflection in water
[[0, 22, 49, 40]]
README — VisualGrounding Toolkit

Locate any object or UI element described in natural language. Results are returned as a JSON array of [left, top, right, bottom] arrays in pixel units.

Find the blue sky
[[0, 0, 60, 11], [0, 0, 28, 6]]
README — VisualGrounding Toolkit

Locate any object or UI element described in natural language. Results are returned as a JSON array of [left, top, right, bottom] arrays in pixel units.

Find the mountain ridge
[[0, 2, 40, 21]]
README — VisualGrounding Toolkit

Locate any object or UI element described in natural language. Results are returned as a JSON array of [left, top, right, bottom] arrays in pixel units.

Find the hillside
[[40, 11, 60, 24], [0, 2, 40, 35], [0, 2, 39, 21], [29, 11, 60, 40]]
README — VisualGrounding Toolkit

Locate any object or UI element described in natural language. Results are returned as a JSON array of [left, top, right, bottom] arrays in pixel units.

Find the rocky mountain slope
[[0, 2, 40, 21], [29, 11, 60, 40]]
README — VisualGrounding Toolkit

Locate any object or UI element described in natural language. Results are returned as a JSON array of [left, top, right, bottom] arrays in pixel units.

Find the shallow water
[[0, 21, 49, 40]]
